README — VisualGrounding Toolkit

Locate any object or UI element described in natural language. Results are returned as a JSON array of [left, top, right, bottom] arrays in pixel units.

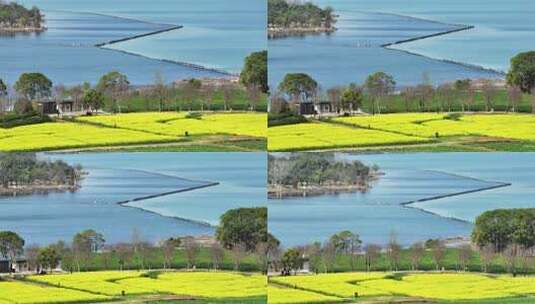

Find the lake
[[0, 152, 266, 245], [269, 0, 533, 88], [4, 0, 266, 85], [269, 153, 535, 247]]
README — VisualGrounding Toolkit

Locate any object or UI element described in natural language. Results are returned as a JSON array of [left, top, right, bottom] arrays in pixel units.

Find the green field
[[268, 272, 535, 304], [0, 271, 266, 304], [268, 113, 535, 151], [0, 112, 266, 152]]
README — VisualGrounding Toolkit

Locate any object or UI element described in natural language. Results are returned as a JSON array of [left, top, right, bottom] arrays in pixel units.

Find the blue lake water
[[269, 153, 535, 247], [0, 152, 266, 245], [269, 0, 533, 88], [5, 0, 266, 84]]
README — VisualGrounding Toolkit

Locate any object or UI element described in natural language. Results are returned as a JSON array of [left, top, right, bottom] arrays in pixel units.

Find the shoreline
[[0, 184, 79, 197], [268, 183, 372, 199], [0, 26, 46, 33], [268, 171, 382, 199], [268, 26, 336, 39], [271, 169, 511, 224]]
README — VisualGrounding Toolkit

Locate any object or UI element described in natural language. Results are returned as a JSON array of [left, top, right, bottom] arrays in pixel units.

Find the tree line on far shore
[[268, 153, 378, 189], [0, 2, 42, 29], [270, 51, 535, 117], [0, 153, 82, 189], [0, 50, 267, 124], [268, 0, 335, 31], [273, 208, 535, 276], [0, 207, 276, 274]]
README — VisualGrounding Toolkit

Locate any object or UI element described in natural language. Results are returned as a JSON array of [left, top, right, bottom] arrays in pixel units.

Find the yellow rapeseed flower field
[[267, 286, 342, 304], [0, 281, 109, 304], [268, 272, 535, 303], [117, 272, 267, 298], [24, 271, 265, 302], [77, 112, 267, 138], [268, 122, 430, 151], [0, 112, 266, 151], [334, 113, 535, 140], [28, 271, 152, 296]]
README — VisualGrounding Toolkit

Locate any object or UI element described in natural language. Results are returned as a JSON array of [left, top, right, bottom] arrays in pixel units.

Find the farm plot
[[268, 122, 430, 151], [116, 272, 267, 299], [269, 272, 535, 303], [77, 112, 267, 138], [0, 281, 109, 304]]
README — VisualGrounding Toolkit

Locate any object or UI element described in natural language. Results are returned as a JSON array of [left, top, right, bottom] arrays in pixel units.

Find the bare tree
[[183, 237, 200, 269], [322, 240, 337, 273], [221, 84, 234, 111], [507, 85, 522, 113], [431, 240, 446, 271], [479, 244, 495, 273], [255, 242, 269, 274], [401, 86, 416, 112], [201, 84, 215, 111], [326, 86, 343, 113], [114, 243, 133, 271], [25, 244, 41, 273], [154, 72, 169, 112], [161, 238, 179, 270], [481, 79, 498, 112], [409, 242, 425, 271], [364, 244, 381, 272], [210, 242, 225, 271], [457, 244, 473, 271], [231, 242, 247, 271], [386, 232, 402, 271], [502, 244, 519, 275], [246, 84, 262, 111]]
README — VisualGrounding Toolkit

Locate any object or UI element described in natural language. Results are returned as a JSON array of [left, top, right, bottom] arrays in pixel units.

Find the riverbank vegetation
[[0, 2, 43, 32], [268, 153, 379, 198], [268, 208, 535, 302], [0, 153, 82, 195], [0, 208, 269, 303], [268, 0, 336, 38], [271, 209, 535, 276], [0, 51, 267, 151], [268, 52, 535, 151]]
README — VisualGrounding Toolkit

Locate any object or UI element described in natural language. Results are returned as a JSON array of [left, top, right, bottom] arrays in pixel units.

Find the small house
[[34, 97, 75, 115], [0, 257, 29, 274]]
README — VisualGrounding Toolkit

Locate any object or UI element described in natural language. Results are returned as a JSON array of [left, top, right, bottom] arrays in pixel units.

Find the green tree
[[82, 89, 104, 113], [14, 72, 52, 100], [364, 72, 396, 114], [97, 71, 129, 112], [281, 248, 303, 275], [341, 83, 363, 113], [330, 230, 361, 271], [240, 50, 268, 93], [278, 73, 318, 104], [507, 51, 535, 93], [0, 231, 25, 271], [38, 246, 61, 271], [72, 229, 105, 271], [216, 207, 267, 252]]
